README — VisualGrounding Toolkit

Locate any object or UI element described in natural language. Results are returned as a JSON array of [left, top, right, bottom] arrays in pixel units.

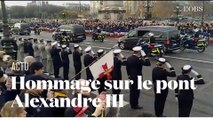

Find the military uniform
[[38, 40, 47, 72], [27, 39, 34, 56], [17, 39, 24, 61], [72, 44, 82, 80], [50, 42, 62, 78], [112, 49, 126, 101], [83, 46, 96, 80], [176, 65, 205, 117], [126, 46, 151, 109], [23, 39, 29, 57], [96, 49, 107, 94], [45, 41, 54, 75], [61, 45, 72, 80], [33, 39, 40, 62], [152, 58, 176, 117]]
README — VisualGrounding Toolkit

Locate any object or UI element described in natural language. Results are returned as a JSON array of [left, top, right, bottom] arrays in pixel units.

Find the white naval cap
[[158, 58, 166, 63], [132, 46, 142, 51], [113, 49, 121, 54], [182, 65, 192, 73], [51, 41, 58, 46], [74, 44, 79, 48], [61, 45, 67, 49], [97, 49, 104, 53], [148, 32, 154, 37], [182, 65, 192, 71], [84, 46, 92, 53]]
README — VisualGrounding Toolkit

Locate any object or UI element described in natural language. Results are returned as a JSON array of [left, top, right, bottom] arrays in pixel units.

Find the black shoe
[[131, 106, 143, 110]]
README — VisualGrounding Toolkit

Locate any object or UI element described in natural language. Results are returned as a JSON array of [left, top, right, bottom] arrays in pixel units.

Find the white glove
[[175, 97, 178, 102], [67, 47, 71, 52], [140, 50, 146, 57], [191, 69, 199, 76], [120, 53, 125, 59], [57, 43, 60, 47], [79, 47, 82, 51], [165, 62, 172, 68], [91, 50, 95, 55]]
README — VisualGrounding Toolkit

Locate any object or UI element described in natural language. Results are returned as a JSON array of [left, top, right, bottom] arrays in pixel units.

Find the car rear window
[[73, 26, 85, 34], [169, 30, 180, 40], [60, 28, 72, 32], [21, 24, 30, 29], [142, 31, 167, 39], [138, 30, 149, 37]]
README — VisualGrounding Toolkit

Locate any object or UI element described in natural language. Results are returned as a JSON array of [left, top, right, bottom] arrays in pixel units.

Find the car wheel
[[197, 46, 205, 53], [163, 46, 168, 53], [119, 42, 125, 50]]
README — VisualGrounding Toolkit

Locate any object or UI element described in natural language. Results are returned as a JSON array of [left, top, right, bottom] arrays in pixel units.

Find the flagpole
[[69, 44, 118, 81]]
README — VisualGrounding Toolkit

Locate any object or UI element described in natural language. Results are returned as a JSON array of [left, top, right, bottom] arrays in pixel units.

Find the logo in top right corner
[[183, 6, 203, 12]]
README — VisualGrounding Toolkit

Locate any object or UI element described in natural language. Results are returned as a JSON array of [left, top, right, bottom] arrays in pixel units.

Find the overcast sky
[[5, 1, 90, 6]]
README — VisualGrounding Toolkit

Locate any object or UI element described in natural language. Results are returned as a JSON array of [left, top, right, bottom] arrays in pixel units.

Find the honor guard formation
[[0, 1, 212, 117]]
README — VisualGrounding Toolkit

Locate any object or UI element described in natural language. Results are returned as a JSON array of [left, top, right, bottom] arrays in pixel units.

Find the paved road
[[13, 32, 213, 117]]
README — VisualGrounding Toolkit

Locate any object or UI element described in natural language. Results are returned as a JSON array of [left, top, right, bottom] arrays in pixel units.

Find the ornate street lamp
[[143, 0, 154, 20], [174, 4, 181, 24], [1, 0, 17, 59], [201, 0, 205, 27]]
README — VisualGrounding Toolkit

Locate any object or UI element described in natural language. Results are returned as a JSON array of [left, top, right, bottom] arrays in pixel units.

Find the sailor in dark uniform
[[126, 46, 151, 109], [73, 44, 82, 80], [83, 46, 96, 80], [96, 49, 107, 94], [176, 65, 205, 117], [112, 49, 126, 101], [152, 58, 176, 117], [97, 49, 104, 58], [50, 41, 62, 78], [61, 45, 72, 80]]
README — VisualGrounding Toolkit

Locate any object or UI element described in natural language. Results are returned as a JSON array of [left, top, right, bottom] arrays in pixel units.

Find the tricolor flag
[[89, 50, 114, 80]]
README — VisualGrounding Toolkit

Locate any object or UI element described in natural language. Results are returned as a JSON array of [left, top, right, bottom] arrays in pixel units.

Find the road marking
[[65, 41, 213, 67], [74, 43, 213, 64], [84, 40, 116, 45], [197, 81, 213, 92], [163, 55, 213, 64]]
